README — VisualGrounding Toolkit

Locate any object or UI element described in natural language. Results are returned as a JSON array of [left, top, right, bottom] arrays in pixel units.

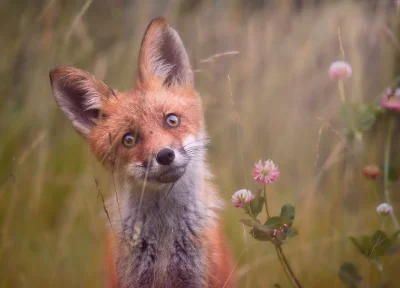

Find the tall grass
[[1, 0, 399, 287]]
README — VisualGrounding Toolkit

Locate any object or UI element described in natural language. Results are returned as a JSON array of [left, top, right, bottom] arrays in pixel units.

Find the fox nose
[[156, 148, 175, 165]]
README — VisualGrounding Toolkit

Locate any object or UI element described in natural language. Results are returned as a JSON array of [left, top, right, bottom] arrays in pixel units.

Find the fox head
[[49, 17, 206, 185]]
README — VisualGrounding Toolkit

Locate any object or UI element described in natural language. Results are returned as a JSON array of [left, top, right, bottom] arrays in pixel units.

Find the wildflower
[[231, 189, 255, 207], [381, 87, 400, 112], [253, 159, 280, 184], [328, 61, 352, 81], [362, 165, 382, 180], [376, 203, 393, 216]]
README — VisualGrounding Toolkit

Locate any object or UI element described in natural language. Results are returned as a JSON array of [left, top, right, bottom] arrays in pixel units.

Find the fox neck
[[121, 163, 207, 237], [113, 161, 210, 287]]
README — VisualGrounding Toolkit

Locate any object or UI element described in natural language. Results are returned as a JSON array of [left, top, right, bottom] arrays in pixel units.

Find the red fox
[[49, 17, 236, 288]]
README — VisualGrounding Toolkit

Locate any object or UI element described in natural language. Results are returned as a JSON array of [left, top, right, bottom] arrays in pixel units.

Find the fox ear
[[49, 66, 111, 136], [138, 17, 193, 87]]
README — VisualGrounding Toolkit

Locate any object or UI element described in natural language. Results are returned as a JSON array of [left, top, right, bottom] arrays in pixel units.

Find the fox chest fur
[[116, 176, 208, 288]]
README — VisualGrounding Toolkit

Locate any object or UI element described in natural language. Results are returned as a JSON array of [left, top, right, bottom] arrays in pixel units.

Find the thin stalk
[[247, 205, 256, 221], [338, 81, 346, 104], [369, 260, 383, 284], [278, 245, 303, 288], [275, 246, 297, 288], [263, 183, 271, 219], [383, 117, 399, 229], [262, 183, 301, 287]]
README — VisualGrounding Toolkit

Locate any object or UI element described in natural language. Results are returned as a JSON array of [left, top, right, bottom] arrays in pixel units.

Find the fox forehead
[[102, 86, 203, 133]]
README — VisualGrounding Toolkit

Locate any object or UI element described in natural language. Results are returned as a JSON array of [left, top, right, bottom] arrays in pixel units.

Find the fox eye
[[122, 132, 137, 148], [165, 114, 180, 128]]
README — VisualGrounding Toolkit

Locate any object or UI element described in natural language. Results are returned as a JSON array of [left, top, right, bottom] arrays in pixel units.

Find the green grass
[[1, 0, 400, 287]]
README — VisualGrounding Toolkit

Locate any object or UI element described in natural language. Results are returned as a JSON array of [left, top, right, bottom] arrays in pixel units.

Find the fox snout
[[156, 148, 175, 165], [151, 146, 188, 183], [133, 145, 190, 184]]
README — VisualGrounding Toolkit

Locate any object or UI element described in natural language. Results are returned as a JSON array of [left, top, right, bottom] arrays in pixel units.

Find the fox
[[49, 17, 236, 288]]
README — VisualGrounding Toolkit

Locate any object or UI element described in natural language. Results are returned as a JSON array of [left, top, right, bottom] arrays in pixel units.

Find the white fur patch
[[182, 135, 196, 147]]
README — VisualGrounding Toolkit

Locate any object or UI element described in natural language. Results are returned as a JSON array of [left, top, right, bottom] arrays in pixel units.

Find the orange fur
[[204, 223, 237, 288], [104, 229, 119, 288]]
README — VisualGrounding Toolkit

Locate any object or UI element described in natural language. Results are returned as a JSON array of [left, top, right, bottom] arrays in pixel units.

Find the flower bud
[[362, 165, 382, 180], [376, 203, 393, 216], [328, 61, 352, 81], [381, 87, 400, 112], [231, 189, 255, 208]]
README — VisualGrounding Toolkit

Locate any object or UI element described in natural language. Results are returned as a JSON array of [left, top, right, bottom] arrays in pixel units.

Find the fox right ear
[[49, 66, 111, 136], [137, 17, 193, 88]]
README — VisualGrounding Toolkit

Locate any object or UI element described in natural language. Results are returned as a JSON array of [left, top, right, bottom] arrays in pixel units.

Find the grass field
[[1, 0, 400, 287]]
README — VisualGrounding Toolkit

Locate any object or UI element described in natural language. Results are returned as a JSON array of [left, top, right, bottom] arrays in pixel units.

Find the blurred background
[[1, 0, 400, 287]]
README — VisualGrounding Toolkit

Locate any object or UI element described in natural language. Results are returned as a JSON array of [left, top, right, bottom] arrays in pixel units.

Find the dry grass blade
[[138, 154, 151, 215], [94, 177, 116, 239], [64, 0, 93, 44], [17, 131, 47, 166], [108, 133, 125, 242], [200, 51, 240, 64], [222, 248, 245, 288], [228, 74, 248, 187]]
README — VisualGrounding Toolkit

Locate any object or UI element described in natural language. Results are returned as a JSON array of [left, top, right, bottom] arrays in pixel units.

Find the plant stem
[[369, 260, 383, 284], [275, 246, 296, 288], [247, 206, 256, 222], [263, 183, 271, 219], [277, 245, 303, 288], [383, 117, 399, 229], [261, 179, 301, 287], [338, 81, 346, 104]]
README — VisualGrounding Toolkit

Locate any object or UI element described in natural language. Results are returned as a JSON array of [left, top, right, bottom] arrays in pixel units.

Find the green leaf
[[249, 196, 264, 218], [242, 217, 272, 241], [338, 262, 362, 288], [242, 218, 275, 242], [280, 204, 295, 226], [356, 104, 377, 131], [360, 235, 372, 257], [349, 237, 367, 256], [264, 216, 285, 230], [370, 230, 392, 258], [285, 227, 298, 238], [349, 235, 374, 257], [249, 227, 273, 241], [341, 103, 379, 133]]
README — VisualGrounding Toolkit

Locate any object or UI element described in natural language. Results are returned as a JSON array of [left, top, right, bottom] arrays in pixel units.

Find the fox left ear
[[49, 66, 111, 136], [137, 17, 193, 88]]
